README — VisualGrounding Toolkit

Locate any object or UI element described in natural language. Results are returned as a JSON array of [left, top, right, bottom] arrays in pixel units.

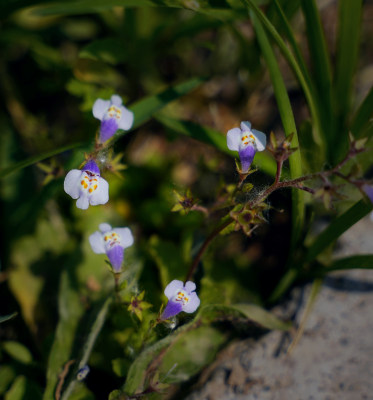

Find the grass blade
[[129, 77, 207, 131], [243, 0, 325, 155], [250, 10, 304, 248], [300, 0, 333, 161], [325, 255, 373, 272], [351, 86, 373, 139], [305, 199, 373, 263], [0, 141, 85, 179], [334, 0, 363, 151]]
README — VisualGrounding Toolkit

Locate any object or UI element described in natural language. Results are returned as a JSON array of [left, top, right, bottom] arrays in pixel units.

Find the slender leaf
[[43, 270, 85, 400], [129, 77, 207, 131], [0, 312, 17, 324], [243, 0, 324, 150], [250, 10, 304, 248], [0, 142, 85, 179], [334, 0, 363, 148], [301, 0, 334, 162], [305, 199, 373, 263], [325, 255, 373, 272], [60, 297, 113, 400], [156, 114, 277, 176], [351, 86, 373, 139]]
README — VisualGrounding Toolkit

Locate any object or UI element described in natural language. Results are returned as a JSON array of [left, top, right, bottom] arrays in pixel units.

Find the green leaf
[[334, 0, 363, 151], [351, 86, 373, 139], [60, 297, 113, 400], [199, 304, 291, 331], [0, 141, 85, 180], [2, 341, 33, 364], [158, 325, 225, 384], [305, 199, 373, 263], [80, 38, 127, 65], [5, 376, 42, 400], [243, 0, 324, 151], [0, 366, 16, 395], [148, 236, 185, 290], [43, 270, 85, 400], [129, 77, 207, 131], [325, 255, 373, 272], [300, 0, 333, 158], [250, 10, 304, 248], [0, 312, 17, 324], [156, 114, 277, 176]]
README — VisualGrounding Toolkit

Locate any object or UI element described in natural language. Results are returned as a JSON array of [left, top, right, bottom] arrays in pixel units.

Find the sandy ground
[[184, 216, 373, 400]]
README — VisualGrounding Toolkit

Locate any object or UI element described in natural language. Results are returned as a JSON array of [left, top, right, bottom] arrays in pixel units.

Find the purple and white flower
[[227, 121, 266, 172], [93, 95, 134, 142], [161, 280, 200, 320], [362, 184, 373, 204], [64, 160, 109, 210], [89, 223, 134, 272]]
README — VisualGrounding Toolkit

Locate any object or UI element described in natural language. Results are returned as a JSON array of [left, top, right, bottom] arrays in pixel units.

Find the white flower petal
[[182, 292, 200, 313], [76, 196, 89, 210], [64, 169, 82, 199], [227, 128, 242, 152], [89, 231, 106, 254], [164, 280, 184, 300], [184, 281, 196, 292], [116, 228, 134, 248], [89, 177, 109, 206], [117, 106, 134, 131], [252, 129, 267, 151], [111, 95, 123, 106], [93, 99, 110, 121], [240, 121, 252, 131], [99, 223, 112, 232]]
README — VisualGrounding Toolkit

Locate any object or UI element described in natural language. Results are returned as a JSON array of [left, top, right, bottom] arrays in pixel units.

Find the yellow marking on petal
[[94, 184, 97, 190], [89, 188, 93, 193]]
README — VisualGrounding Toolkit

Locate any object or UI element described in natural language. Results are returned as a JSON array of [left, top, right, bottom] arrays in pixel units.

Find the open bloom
[[64, 160, 109, 210], [89, 223, 134, 272], [161, 280, 200, 320], [93, 95, 134, 142], [227, 121, 266, 172]]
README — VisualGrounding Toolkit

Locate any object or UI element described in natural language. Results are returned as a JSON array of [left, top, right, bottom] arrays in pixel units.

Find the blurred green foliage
[[0, 0, 372, 399]]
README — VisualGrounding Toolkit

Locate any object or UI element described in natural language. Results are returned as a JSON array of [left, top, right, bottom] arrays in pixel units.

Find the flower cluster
[[63, 94, 133, 210]]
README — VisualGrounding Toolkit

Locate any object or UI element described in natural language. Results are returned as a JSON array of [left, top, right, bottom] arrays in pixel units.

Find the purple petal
[[239, 145, 256, 173], [83, 160, 100, 175], [363, 185, 373, 204], [107, 245, 124, 272], [115, 228, 134, 248], [76, 196, 89, 210], [161, 300, 183, 320], [100, 118, 119, 142], [99, 223, 112, 233]]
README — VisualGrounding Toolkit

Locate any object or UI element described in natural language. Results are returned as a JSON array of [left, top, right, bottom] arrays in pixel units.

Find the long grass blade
[[250, 10, 304, 248], [351, 87, 373, 139], [305, 199, 373, 263], [334, 0, 363, 153]]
